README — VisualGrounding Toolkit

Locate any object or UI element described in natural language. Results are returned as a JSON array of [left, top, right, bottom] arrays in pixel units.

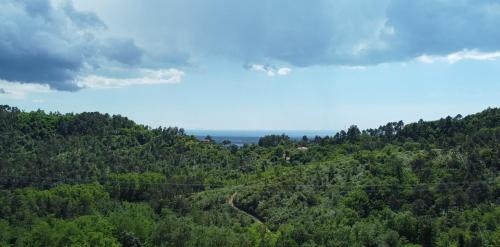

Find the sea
[[186, 130, 336, 146]]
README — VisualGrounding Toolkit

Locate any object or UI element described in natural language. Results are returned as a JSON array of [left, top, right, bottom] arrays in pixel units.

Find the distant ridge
[[187, 130, 337, 145], [186, 129, 337, 138]]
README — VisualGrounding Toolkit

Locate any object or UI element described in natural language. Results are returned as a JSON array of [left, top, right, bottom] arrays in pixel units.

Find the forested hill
[[0, 105, 498, 246]]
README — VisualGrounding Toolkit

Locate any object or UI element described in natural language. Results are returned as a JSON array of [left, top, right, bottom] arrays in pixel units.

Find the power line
[[0, 174, 497, 193]]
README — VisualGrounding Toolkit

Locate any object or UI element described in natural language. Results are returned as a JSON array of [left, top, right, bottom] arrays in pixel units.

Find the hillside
[[0, 105, 498, 246]]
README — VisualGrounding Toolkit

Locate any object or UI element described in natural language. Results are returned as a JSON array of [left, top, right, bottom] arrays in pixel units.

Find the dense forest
[[0, 105, 498, 246]]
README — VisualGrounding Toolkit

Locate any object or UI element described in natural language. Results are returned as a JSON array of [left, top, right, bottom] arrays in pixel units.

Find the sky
[[0, 0, 499, 131]]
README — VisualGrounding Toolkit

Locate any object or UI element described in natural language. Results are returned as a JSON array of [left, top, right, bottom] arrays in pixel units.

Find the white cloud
[[251, 64, 266, 72], [250, 64, 291, 77], [417, 49, 500, 64], [0, 80, 51, 99], [0, 68, 185, 99], [77, 68, 185, 89], [277, 67, 291, 75]]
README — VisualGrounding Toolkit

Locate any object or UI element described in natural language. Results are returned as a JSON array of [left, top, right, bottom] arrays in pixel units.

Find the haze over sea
[[187, 130, 336, 146]]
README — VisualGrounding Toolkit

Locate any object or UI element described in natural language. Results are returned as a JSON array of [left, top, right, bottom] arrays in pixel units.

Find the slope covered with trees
[[0, 105, 498, 246]]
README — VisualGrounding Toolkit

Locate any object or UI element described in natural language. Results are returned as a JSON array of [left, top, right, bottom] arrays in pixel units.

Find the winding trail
[[228, 192, 270, 232]]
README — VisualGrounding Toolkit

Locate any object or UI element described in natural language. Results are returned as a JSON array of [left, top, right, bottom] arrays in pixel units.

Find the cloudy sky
[[1, 0, 499, 130]]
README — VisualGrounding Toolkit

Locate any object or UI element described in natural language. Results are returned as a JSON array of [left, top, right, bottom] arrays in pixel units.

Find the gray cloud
[[85, 0, 500, 67], [0, 1, 84, 90], [101, 39, 143, 66], [0, 0, 144, 91], [194, 0, 500, 66], [73, 0, 391, 67], [0, 88, 6, 94], [61, 0, 105, 28], [3, 0, 500, 92], [385, 0, 500, 59]]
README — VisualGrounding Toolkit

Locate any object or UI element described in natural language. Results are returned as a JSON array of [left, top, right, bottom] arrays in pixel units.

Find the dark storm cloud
[[0, 0, 143, 91]]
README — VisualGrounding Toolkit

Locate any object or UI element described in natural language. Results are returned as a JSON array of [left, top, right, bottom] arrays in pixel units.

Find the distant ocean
[[186, 130, 336, 146]]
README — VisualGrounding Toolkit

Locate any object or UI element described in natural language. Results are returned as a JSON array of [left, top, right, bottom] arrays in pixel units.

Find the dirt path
[[228, 192, 270, 232]]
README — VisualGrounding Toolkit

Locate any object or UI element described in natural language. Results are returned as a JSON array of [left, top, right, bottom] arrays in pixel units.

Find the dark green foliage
[[258, 134, 291, 147], [0, 105, 498, 246], [16, 216, 120, 246]]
